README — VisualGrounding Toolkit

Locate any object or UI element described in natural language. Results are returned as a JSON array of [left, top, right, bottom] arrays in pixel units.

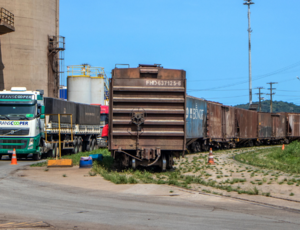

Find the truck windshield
[[100, 114, 109, 126], [0, 105, 36, 120]]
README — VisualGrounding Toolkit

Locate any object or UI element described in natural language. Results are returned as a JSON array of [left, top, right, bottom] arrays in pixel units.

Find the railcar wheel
[[132, 158, 136, 169], [161, 155, 167, 172], [166, 154, 174, 170], [248, 140, 254, 147]]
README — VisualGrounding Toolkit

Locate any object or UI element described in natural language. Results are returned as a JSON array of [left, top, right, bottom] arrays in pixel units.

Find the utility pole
[[255, 87, 264, 112], [267, 82, 278, 113], [244, 0, 255, 105]]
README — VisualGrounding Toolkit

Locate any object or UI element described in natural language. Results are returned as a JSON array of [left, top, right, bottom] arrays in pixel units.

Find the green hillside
[[235, 100, 300, 113]]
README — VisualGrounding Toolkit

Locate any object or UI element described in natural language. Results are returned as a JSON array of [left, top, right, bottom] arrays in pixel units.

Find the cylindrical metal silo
[[91, 77, 104, 105], [67, 76, 91, 104], [0, 0, 59, 97]]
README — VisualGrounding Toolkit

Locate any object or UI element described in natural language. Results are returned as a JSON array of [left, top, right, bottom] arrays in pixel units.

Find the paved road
[[0, 158, 300, 230]]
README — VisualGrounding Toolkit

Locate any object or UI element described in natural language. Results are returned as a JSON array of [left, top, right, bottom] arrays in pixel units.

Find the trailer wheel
[[93, 139, 99, 150], [78, 141, 83, 153], [90, 139, 95, 151], [73, 143, 79, 154], [85, 141, 91, 152], [48, 144, 57, 158]]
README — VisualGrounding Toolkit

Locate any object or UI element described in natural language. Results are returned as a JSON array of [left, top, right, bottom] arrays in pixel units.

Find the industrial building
[[67, 64, 109, 105], [0, 0, 64, 97]]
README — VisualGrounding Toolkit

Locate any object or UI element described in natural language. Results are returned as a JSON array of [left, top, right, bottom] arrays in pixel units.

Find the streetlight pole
[[244, 0, 255, 105]]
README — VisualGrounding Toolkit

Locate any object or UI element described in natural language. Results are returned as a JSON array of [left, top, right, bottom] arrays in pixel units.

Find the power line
[[186, 62, 300, 91]]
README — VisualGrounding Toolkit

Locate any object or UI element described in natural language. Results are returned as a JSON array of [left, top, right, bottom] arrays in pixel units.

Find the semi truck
[[92, 104, 109, 147], [0, 87, 101, 160]]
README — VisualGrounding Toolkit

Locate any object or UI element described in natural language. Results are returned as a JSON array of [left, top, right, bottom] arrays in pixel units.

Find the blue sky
[[60, 0, 300, 106]]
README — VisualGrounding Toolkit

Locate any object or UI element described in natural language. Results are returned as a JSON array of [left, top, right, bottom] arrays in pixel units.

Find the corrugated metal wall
[[109, 66, 186, 152]]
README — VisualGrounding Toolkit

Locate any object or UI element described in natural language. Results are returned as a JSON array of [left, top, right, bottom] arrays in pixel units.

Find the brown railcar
[[272, 113, 286, 140], [235, 108, 258, 146], [205, 101, 237, 148], [109, 64, 186, 170], [257, 112, 285, 144], [285, 113, 300, 142]]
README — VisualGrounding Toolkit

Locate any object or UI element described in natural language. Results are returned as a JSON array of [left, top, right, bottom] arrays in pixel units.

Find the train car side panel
[[272, 113, 286, 138], [235, 108, 258, 139], [206, 101, 222, 140], [223, 106, 236, 140], [286, 113, 300, 137], [186, 96, 207, 140], [258, 112, 272, 139]]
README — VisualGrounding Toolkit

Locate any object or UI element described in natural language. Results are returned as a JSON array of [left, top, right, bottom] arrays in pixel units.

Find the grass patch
[[235, 141, 300, 174]]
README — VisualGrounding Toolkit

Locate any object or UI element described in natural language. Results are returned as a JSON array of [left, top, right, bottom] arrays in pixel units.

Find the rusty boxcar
[[285, 113, 300, 142], [272, 113, 286, 142], [109, 64, 186, 170], [258, 112, 286, 144], [186, 98, 237, 152], [235, 108, 258, 146], [206, 101, 237, 148], [258, 112, 272, 141]]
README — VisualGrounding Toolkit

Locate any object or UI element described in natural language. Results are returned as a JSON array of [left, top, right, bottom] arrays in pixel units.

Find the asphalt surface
[[0, 156, 300, 230]]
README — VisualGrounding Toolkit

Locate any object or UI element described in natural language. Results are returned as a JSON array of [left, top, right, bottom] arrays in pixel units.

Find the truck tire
[[33, 153, 41, 161]]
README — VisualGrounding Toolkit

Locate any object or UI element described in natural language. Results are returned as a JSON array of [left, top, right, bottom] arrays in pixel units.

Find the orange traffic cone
[[207, 148, 215, 165], [11, 149, 17, 165], [282, 144, 285, 150]]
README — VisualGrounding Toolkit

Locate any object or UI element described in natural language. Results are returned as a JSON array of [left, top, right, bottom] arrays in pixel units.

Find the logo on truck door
[[0, 121, 29, 125]]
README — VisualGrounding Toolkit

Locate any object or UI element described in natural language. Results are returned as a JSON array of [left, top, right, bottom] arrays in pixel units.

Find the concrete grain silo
[[0, 0, 64, 97]]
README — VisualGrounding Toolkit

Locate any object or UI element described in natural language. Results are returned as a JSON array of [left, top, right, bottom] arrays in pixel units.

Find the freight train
[[109, 64, 299, 170], [0, 87, 101, 160]]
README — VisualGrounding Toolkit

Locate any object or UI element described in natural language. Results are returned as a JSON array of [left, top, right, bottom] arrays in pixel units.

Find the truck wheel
[[33, 153, 41, 161]]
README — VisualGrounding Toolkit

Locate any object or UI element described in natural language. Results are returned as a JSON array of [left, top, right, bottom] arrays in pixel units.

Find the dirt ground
[[177, 147, 300, 201]]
